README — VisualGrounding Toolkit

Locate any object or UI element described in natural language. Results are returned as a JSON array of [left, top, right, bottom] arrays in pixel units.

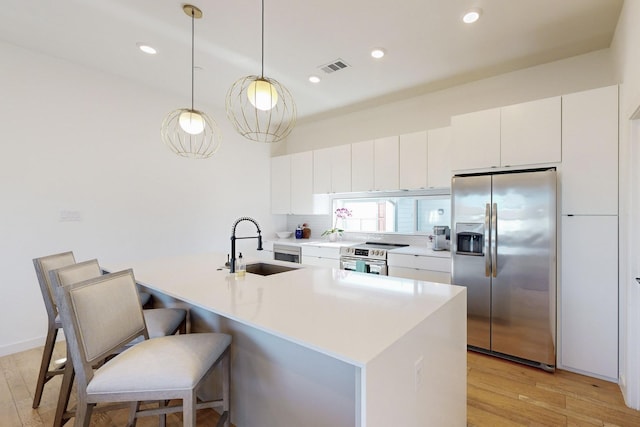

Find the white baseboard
[[0, 333, 65, 358]]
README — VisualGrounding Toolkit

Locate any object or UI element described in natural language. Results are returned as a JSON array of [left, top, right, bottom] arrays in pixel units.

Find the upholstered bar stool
[[32, 251, 77, 408], [32, 252, 185, 409], [49, 259, 189, 426], [54, 269, 231, 426]]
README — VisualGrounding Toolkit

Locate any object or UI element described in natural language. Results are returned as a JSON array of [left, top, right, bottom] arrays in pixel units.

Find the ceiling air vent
[[319, 59, 350, 74]]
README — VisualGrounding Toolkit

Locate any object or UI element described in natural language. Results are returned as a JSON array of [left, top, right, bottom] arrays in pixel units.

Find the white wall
[[285, 49, 616, 153], [611, 0, 640, 410], [0, 41, 284, 356]]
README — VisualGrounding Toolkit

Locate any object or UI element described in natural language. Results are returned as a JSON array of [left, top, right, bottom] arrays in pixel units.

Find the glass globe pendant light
[[226, 0, 296, 143], [161, 4, 221, 159]]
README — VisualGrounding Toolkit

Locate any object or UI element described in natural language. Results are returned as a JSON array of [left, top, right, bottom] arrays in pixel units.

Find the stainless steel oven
[[339, 242, 408, 275], [273, 243, 301, 263], [340, 256, 387, 275]]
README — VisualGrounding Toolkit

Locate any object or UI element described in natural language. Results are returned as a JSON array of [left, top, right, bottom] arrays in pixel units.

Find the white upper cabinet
[[501, 96, 561, 167], [561, 85, 618, 215], [271, 155, 291, 214], [313, 145, 351, 193], [351, 140, 375, 192], [399, 128, 452, 190], [427, 127, 452, 188], [290, 151, 314, 214], [271, 153, 328, 215], [452, 97, 561, 172], [374, 136, 399, 191], [451, 107, 501, 171], [312, 147, 332, 194], [351, 137, 399, 192], [399, 131, 428, 190]]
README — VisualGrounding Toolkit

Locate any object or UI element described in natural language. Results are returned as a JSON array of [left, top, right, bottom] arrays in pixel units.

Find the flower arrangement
[[322, 208, 352, 237]]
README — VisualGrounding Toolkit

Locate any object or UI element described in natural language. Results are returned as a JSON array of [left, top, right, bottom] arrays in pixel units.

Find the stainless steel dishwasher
[[273, 243, 301, 263]]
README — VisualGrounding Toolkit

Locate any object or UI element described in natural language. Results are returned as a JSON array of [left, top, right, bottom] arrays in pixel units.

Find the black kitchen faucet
[[230, 217, 263, 273]]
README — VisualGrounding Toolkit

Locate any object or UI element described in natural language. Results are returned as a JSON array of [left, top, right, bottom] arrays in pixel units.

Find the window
[[333, 193, 450, 235]]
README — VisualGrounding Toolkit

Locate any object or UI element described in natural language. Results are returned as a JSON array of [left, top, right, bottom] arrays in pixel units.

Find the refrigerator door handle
[[485, 203, 491, 277], [492, 202, 497, 278]]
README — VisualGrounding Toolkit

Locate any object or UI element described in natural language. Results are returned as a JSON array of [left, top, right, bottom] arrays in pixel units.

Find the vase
[[329, 232, 338, 242]]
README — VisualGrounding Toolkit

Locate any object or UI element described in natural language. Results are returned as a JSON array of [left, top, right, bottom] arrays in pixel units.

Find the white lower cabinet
[[387, 253, 451, 284], [301, 245, 341, 269], [560, 215, 618, 381]]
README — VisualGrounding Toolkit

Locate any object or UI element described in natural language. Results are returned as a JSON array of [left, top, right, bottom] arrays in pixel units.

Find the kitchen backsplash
[[284, 215, 331, 239], [284, 215, 439, 248]]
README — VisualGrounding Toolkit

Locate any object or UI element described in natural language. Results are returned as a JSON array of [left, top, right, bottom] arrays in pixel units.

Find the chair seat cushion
[[87, 333, 231, 395]]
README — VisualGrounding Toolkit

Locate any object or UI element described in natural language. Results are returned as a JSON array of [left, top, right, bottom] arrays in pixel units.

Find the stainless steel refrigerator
[[451, 168, 556, 370]]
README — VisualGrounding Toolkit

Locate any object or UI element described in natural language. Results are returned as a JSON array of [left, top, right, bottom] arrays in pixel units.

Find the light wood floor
[[3, 342, 640, 426]]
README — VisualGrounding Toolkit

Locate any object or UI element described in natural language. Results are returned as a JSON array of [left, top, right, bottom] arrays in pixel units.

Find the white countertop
[[271, 238, 452, 256], [270, 238, 359, 248], [106, 252, 464, 367]]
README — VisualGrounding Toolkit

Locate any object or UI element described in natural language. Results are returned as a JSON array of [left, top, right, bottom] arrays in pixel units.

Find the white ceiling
[[0, 0, 623, 122]]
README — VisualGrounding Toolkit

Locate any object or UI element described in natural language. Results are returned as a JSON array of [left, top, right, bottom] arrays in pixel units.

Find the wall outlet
[[414, 355, 424, 392]]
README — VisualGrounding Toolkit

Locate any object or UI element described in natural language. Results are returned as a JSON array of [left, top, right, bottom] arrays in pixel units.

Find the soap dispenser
[[236, 252, 246, 277], [295, 224, 303, 239]]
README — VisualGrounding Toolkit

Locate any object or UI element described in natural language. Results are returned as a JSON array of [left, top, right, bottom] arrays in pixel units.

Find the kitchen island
[[105, 253, 466, 427]]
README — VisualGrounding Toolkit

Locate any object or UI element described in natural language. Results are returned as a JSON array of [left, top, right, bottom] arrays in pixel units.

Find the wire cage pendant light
[[226, 0, 296, 143], [161, 4, 221, 159]]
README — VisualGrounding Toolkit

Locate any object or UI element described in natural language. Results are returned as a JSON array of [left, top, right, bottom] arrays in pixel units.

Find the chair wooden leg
[[75, 399, 94, 427], [183, 391, 196, 427], [53, 359, 74, 427], [127, 401, 139, 427], [222, 349, 231, 427], [32, 326, 58, 408], [159, 400, 168, 427]]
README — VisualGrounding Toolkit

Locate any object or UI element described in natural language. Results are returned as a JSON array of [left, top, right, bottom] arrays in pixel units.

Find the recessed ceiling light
[[309, 75, 321, 83], [462, 8, 482, 24], [371, 48, 385, 59], [137, 42, 157, 55]]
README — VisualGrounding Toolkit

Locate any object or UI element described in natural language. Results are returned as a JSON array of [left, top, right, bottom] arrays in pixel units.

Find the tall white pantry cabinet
[[559, 85, 619, 381]]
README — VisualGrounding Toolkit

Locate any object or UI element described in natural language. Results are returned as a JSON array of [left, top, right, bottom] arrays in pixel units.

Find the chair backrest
[[54, 269, 148, 388], [33, 252, 76, 320], [49, 259, 102, 288]]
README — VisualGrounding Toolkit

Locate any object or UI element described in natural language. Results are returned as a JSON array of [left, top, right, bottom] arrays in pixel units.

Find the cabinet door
[[560, 215, 618, 381], [374, 136, 399, 191], [271, 155, 291, 214], [291, 151, 314, 214], [451, 107, 501, 171], [351, 140, 374, 192], [331, 145, 352, 193], [427, 127, 452, 188], [399, 131, 428, 190], [313, 147, 332, 193], [501, 96, 561, 167], [562, 85, 618, 215]]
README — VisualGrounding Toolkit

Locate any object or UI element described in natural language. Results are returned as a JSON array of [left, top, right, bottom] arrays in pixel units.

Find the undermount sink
[[245, 262, 299, 276]]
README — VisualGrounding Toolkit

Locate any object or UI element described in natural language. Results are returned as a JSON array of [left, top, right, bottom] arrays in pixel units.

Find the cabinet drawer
[[301, 245, 340, 259], [388, 266, 451, 284], [387, 253, 451, 272]]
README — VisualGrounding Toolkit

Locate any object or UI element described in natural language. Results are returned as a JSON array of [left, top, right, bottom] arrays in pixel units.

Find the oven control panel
[[340, 246, 387, 260]]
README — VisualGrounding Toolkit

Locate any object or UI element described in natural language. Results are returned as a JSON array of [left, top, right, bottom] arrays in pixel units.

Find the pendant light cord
[[260, 0, 264, 78], [190, 8, 195, 111]]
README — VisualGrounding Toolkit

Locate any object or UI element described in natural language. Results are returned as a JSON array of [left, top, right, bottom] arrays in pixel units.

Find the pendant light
[[226, 0, 296, 143], [161, 4, 221, 159]]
